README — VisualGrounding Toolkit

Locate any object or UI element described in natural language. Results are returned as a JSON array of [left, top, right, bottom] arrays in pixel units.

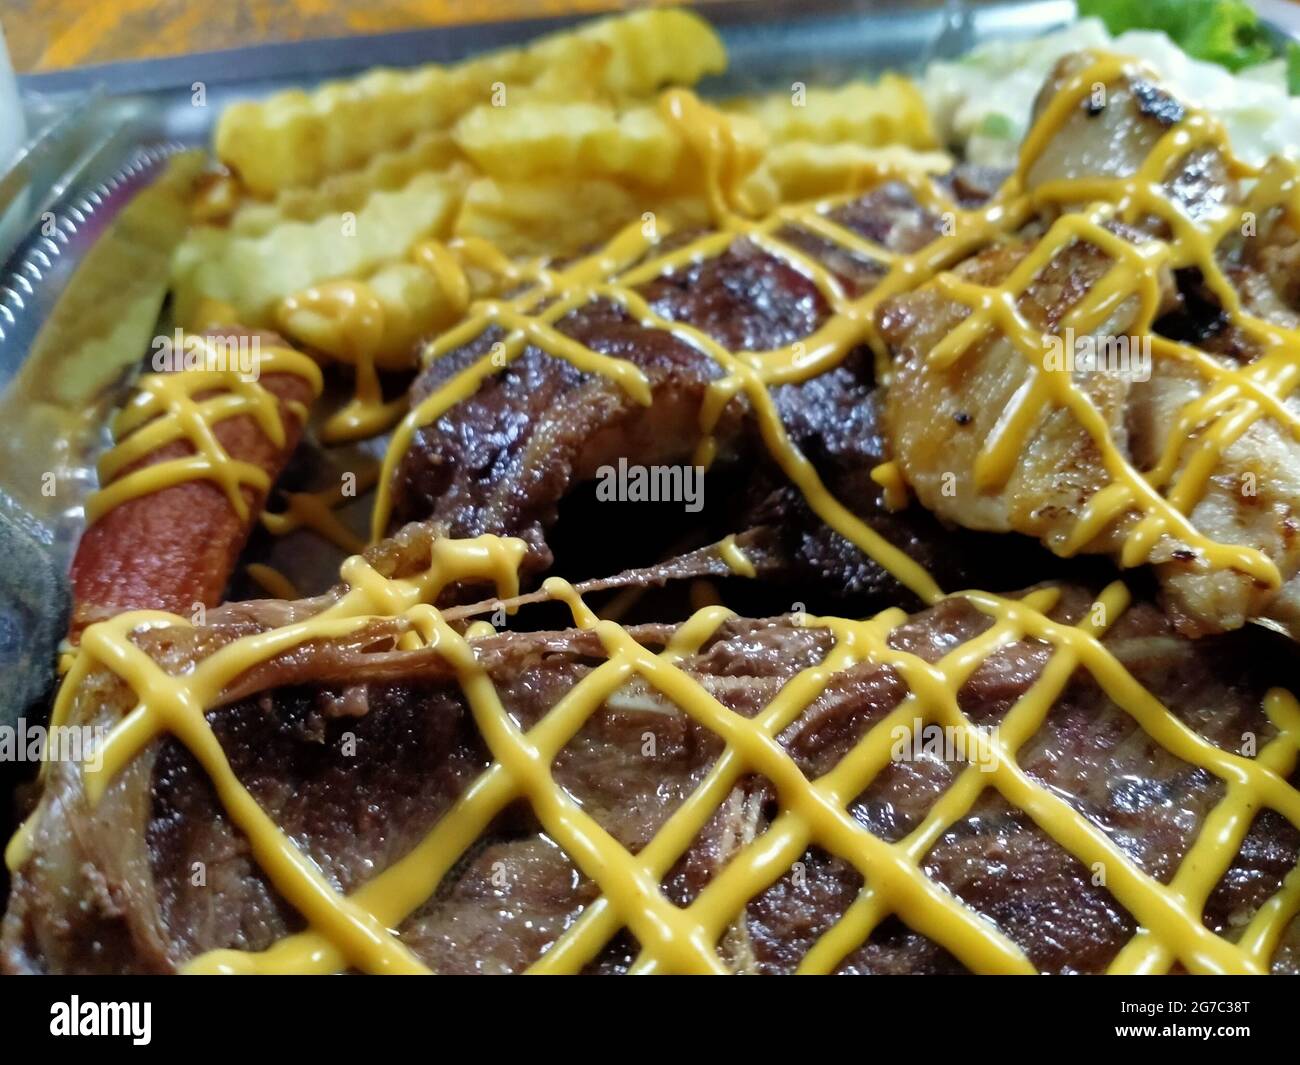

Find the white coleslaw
[[922, 16, 1300, 167]]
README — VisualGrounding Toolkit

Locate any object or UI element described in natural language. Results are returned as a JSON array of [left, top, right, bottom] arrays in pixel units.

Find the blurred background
[[4, 0, 983, 72]]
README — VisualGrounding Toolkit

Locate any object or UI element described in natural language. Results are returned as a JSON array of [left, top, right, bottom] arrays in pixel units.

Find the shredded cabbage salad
[[923, 3, 1300, 168]]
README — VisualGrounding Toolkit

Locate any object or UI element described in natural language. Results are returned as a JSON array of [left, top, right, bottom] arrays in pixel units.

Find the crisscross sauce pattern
[[12, 53, 1300, 973], [86, 337, 323, 526]]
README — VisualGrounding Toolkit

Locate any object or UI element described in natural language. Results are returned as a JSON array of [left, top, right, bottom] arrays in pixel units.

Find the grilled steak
[[5, 528, 1299, 974], [386, 173, 1066, 612]]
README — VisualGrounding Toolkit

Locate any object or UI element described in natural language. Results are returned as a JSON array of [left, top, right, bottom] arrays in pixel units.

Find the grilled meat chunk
[[5, 543, 1299, 974], [881, 232, 1170, 559], [882, 55, 1300, 638], [387, 177, 1047, 610]]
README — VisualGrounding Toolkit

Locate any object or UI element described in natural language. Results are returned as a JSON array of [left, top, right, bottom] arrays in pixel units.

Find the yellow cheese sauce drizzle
[[11, 538, 1300, 975], [373, 65, 1300, 598], [273, 238, 539, 444], [246, 466, 381, 598], [932, 54, 1300, 586], [275, 282, 399, 444], [9, 56, 1300, 974], [244, 563, 300, 600], [717, 533, 757, 578], [870, 460, 910, 512], [259, 463, 380, 557], [85, 335, 324, 527]]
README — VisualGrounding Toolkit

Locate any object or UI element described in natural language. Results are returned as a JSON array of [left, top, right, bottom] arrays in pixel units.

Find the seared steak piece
[[387, 175, 1049, 610], [747, 347, 1096, 608], [6, 537, 1298, 974]]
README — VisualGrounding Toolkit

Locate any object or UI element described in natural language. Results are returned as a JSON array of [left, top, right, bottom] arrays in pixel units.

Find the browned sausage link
[[69, 330, 316, 638]]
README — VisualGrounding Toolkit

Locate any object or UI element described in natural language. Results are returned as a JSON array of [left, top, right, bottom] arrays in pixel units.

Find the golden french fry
[[229, 132, 462, 237], [215, 64, 488, 196], [728, 75, 939, 150], [575, 7, 726, 98], [274, 235, 530, 370], [742, 141, 954, 210], [453, 175, 649, 259], [216, 9, 726, 195], [172, 168, 467, 328], [454, 102, 685, 185], [455, 92, 772, 204], [452, 171, 725, 261]]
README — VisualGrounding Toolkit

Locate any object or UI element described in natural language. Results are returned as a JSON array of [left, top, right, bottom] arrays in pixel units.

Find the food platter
[[5, 0, 1300, 985]]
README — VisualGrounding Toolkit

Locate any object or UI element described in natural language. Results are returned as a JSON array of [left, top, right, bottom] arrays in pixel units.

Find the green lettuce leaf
[[977, 113, 1016, 139], [1078, 0, 1276, 71]]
